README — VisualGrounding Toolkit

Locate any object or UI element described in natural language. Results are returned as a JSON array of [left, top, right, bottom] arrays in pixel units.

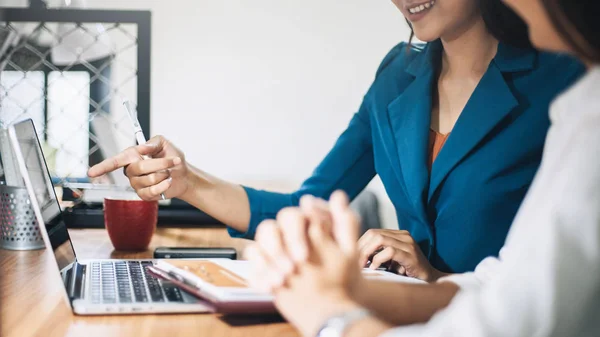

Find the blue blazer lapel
[[428, 43, 536, 202], [384, 44, 439, 220]]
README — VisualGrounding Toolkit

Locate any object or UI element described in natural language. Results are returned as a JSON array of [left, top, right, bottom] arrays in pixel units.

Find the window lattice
[[0, 11, 149, 188]]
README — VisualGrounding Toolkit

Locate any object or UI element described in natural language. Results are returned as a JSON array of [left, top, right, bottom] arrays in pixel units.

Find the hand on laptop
[[358, 229, 445, 282], [87, 135, 190, 201], [246, 191, 366, 337]]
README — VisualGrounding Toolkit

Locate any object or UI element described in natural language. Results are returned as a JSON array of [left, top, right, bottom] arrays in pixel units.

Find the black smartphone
[[153, 247, 237, 260]]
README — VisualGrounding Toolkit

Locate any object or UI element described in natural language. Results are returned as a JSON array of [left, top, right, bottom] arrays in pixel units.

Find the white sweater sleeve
[[379, 73, 600, 337], [437, 253, 503, 291]]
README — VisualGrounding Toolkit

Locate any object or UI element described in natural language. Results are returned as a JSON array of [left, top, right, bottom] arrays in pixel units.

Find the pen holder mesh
[[0, 185, 45, 250]]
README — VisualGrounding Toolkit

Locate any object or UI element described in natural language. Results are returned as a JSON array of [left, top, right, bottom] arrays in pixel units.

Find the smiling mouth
[[408, 0, 436, 14]]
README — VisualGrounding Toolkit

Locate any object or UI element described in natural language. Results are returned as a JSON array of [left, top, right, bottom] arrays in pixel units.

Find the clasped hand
[[245, 192, 365, 337]]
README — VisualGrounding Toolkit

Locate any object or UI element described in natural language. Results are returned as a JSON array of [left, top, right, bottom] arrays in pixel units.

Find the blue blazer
[[230, 40, 584, 273]]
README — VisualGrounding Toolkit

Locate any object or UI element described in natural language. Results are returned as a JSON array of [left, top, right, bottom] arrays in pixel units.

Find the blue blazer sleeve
[[228, 43, 406, 239], [228, 101, 376, 239], [229, 43, 407, 239]]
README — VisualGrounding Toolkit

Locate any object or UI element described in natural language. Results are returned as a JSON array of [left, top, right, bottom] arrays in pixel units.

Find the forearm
[[286, 296, 392, 337], [354, 280, 459, 325], [345, 317, 392, 337], [180, 164, 251, 232]]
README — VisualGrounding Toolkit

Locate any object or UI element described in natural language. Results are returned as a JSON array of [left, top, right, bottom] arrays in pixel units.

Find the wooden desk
[[1, 228, 300, 337]]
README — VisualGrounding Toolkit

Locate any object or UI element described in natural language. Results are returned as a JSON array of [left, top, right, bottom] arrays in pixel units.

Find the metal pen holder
[[0, 185, 45, 250]]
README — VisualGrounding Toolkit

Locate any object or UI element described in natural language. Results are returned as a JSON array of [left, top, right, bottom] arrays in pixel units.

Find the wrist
[[301, 296, 361, 337], [348, 274, 367, 302], [180, 166, 205, 203], [427, 268, 450, 283]]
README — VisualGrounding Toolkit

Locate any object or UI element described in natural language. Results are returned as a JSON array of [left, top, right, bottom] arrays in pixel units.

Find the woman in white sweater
[[246, 1, 600, 336]]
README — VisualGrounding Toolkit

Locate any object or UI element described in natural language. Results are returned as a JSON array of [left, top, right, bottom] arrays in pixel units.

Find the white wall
[[3, 0, 411, 228]]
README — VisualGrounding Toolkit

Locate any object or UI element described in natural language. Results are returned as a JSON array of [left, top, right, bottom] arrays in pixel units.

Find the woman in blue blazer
[[88, 0, 583, 281]]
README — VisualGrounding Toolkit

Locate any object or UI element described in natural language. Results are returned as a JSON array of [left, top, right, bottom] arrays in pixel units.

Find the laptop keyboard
[[89, 261, 184, 304]]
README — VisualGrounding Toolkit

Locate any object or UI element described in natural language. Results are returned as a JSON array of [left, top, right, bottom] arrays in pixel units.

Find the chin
[[412, 29, 441, 43]]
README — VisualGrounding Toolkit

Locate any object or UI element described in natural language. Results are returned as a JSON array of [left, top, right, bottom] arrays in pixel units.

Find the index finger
[[126, 157, 181, 177], [87, 144, 155, 177], [300, 195, 332, 225], [330, 191, 359, 255], [277, 206, 310, 263], [378, 230, 416, 244]]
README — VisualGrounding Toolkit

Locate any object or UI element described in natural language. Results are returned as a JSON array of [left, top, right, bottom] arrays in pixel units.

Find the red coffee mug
[[104, 198, 158, 251]]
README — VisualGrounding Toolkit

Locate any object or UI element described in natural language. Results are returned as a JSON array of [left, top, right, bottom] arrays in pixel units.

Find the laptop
[[6, 119, 213, 315]]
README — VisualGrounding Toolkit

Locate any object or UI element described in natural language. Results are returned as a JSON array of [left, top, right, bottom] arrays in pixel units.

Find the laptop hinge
[[67, 262, 86, 300]]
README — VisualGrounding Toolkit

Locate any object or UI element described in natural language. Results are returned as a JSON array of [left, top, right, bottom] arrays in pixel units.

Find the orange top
[[428, 129, 450, 170]]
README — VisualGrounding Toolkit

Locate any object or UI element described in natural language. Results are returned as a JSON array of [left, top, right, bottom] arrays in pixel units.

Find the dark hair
[[407, 0, 532, 49], [542, 0, 600, 62]]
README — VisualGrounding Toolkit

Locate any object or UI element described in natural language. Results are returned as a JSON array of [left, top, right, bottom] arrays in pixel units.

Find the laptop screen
[[13, 120, 76, 272]]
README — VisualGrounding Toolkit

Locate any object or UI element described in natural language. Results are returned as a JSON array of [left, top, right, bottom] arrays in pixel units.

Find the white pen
[[123, 100, 167, 200]]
